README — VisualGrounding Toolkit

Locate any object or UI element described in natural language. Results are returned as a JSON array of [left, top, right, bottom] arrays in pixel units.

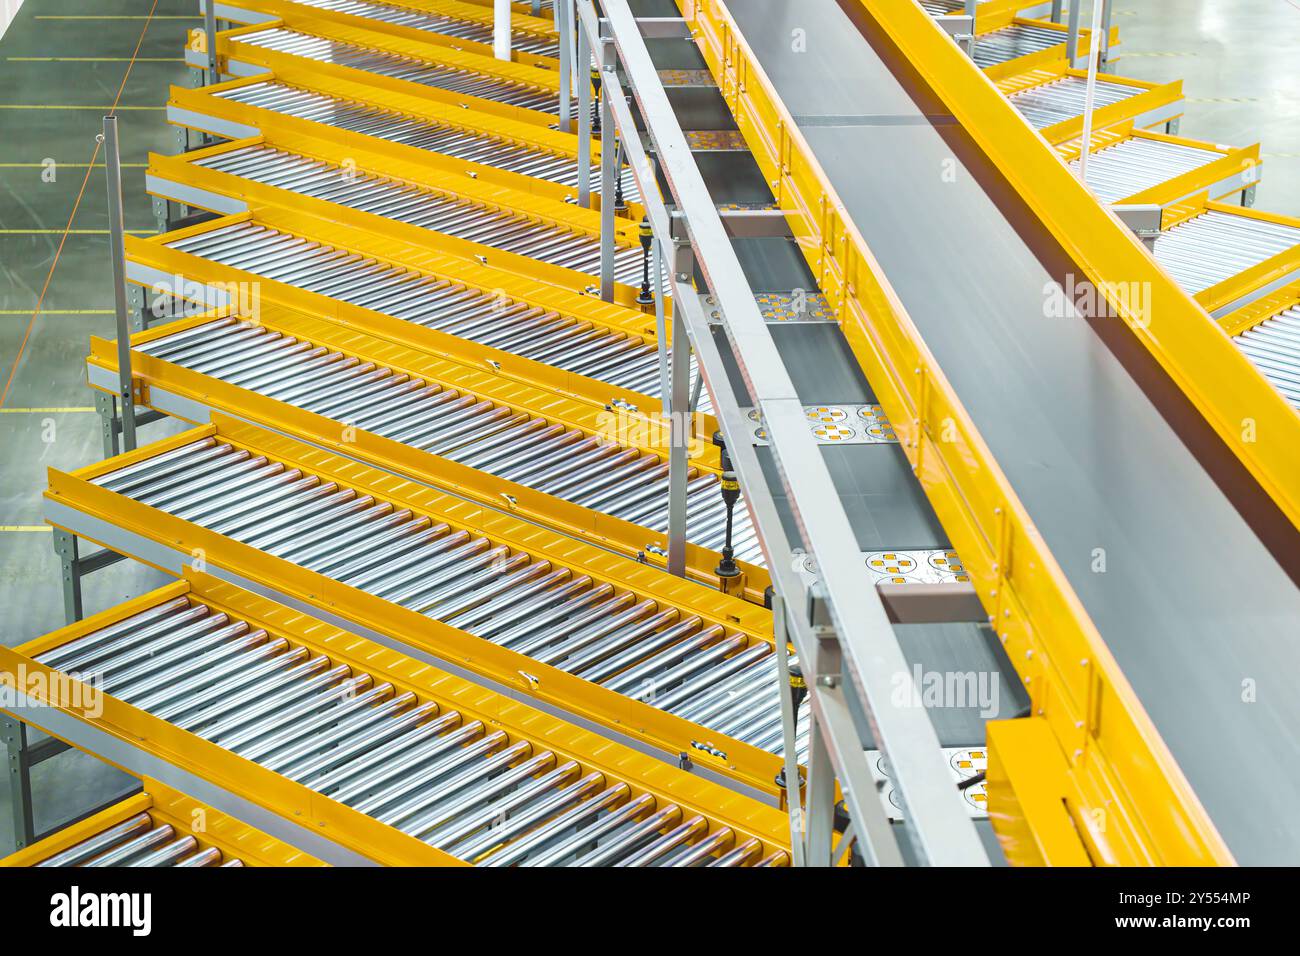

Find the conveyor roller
[[233, 27, 565, 114], [160, 221, 687, 403], [81, 434, 808, 763], [970, 22, 1065, 69], [1008, 74, 1142, 129], [1070, 136, 1239, 204], [208, 81, 638, 197], [134, 316, 759, 563], [192, 144, 646, 285], [33, 812, 241, 868], [31, 593, 789, 865]]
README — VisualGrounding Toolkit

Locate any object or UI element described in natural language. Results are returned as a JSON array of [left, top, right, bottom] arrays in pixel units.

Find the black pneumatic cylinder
[[713, 431, 741, 589]]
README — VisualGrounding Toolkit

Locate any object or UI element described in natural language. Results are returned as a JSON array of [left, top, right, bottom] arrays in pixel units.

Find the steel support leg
[[53, 529, 84, 625], [204, 0, 219, 87], [598, 65, 617, 301], [577, 22, 593, 207], [666, 239, 691, 579], [1051, 0, 1064, 23], [1100, 0, 1113, 72], [804, 707, 837, 866], [772, 595, 806, 867], [3, 718, 36, 852], [1066, 0, 1081, 65], [95, 390, 120, 459], [652, 237, 670, 416], [494, 0, 511, 60], [557, 0, 573, 132], [103, 116, 137, 452]]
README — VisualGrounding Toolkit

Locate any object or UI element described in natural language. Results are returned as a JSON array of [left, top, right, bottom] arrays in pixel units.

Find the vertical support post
[[493, 0, 511, 61], [666, 239, 691, 578], [95, 390, 120, 459], [557, 0, 573, 132], [1066, 0, 1081, 65], [576, 20, 593, 207], [3, 718, 35, 852], [53, 529, 84, 625], [204, 0, 219, 87], [772, 595, 806, 867], [804, 708, 837, 866], [652, 238, 670, 416], [1051, 0, 1064, 23], [102, 116, 137, 452], [1099, 0, 1113, 71], [598, 61, 617, 302], [1076, 0, 1105, 187], [533, 0, 543, 16]]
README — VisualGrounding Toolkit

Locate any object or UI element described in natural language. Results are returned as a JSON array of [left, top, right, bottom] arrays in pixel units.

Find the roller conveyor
[[221, 0, 563, 57], [969, 21, 1068, 70], [184, 142, 647, 287], [121, 313, 761, 565], [33, 814, 240, 868], [1233, 306, 1300, 411], [1008, 74, 1139, 128], [6, 577, 790, 866], [198, 78, 639, 198], [227, 26, 568, 116], [1152, 206, 1300, 310], [995, 67, 1183, 139], [145, 219, 688, 405], [46, 421, 811, 785], [1072, 136, 1226, 203]]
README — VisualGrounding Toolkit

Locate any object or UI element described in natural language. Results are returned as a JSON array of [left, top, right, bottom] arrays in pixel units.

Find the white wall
[[0, 0, 24, 42]]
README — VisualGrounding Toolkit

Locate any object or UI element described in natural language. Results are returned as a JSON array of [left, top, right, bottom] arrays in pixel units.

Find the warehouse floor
[[0, 0, 1295, 854]]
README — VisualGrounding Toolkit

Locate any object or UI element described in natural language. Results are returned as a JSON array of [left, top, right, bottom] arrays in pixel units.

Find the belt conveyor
[[996, 65, 1183, 140], [194, 19, 577, 124], [125, 212, 692, 414], [3, 574, 790, 866], [1, 778, 321, 867], [149, 138, 651, 297], [174, 75, 640, 202], [45, 419, 811, 796], [1058, 125, 1261, 207], [86, 306, 767, 582], [204, 0, 563, 60], [1152, 200, 1300, 316]]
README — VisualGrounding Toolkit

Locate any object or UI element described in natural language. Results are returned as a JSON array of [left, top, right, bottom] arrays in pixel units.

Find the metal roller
[[193, 144, 648, 285], [86, 440, 808, 761], [36, 599, 786, 866], [1068, 136, 1225, 203], [212, 81, 640, 198], [283, 0, 561, 56], [232, 27, 569, 115], [1234, 307, 1300, 410], [135, 318, 758, 562], [1008, 75, 1142, 129], [1152, 210, 1300, 294], [160, 221, 698, 405], [34, 812, 237, 867], [969, 23, 1070, 69]]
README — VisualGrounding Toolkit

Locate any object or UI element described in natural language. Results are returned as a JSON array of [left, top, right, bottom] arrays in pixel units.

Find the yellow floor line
[[0, 526, 51, 533], [0, 310, 115, 315], [0, 407, 96, 413], [0, 230, 156, 235], [7, 57, 185, 63], [0, 163, 148, 168], [34, 14, 198, 19], [0, 105, 164, 110]]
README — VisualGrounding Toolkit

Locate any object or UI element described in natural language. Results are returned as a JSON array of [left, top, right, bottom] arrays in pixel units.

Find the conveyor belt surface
[[159, 221, 682, 402], [1007, 74, 1140, 128], [1071, 136, 1225, 204], [22, 587, 789, 866], [132, 316, 760, 564], [33, 812, 241, 868], [191, 144, 645, 285], [232, 26, 563, 114], [75, 432, 808, 765], [1153, 209, 1300, 295], [727, 0, 1300, 865], [276, 0, 561, 56], [1234, 306, 1300, 410], [210, 80, 638, 196]]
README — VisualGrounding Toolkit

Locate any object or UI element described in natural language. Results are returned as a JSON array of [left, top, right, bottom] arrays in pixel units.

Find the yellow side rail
[[679, 0, 1247, 864], [44, 419, 786, 801], [1218, 279, 1300, 337]]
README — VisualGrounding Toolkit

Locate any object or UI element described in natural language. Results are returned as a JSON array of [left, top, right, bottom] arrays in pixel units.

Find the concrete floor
[[0, 0, 1295, 857]]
